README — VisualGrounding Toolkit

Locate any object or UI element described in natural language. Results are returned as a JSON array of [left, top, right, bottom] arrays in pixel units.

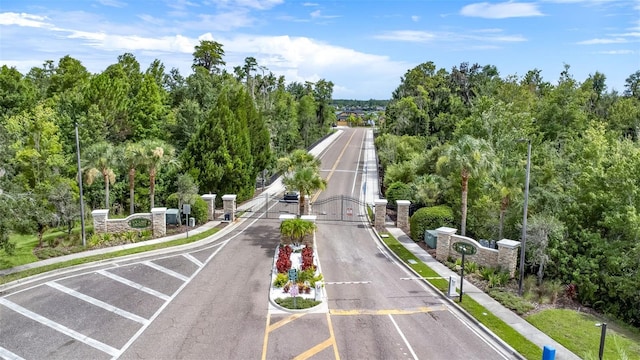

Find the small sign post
[[452, 242, 477, 303], [183, 204, 191, 237]]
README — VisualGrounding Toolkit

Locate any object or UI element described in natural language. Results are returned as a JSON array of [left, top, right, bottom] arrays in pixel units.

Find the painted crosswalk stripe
[[183, 253, 203, 267], [0, 346, 25, 360], [46, 282, 148, 325], [324, 281, 371, 285], [0, 297, 119, 357], [143, 261, 190, 282], [97, 270, 170, 301]]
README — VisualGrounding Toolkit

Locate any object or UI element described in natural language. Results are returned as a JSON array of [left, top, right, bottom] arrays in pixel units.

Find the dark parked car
[[283, 191, 300, 202]]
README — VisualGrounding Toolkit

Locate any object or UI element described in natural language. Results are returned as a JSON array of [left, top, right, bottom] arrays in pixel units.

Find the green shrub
[[488, 289, 536, 315], [464, 261, 478, 274], [189, 195, 208, 225], [274, 296, 321, 309], [385, 181, 413, 209], [480, 266, 496, 280], [273, 273, 288, 288], [409, 205, 454, 241], [488, 271, 510, 288], [165, 193, 179, 209]]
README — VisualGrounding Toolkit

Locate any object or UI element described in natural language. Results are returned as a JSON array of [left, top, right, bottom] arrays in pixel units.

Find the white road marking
[[388, 314, 418, 360], [0, 297, 119, 357], [324, 281, 371, 285], [96, 270, 170, 301], [0, 346, 25, 360], [142, 261, 190, 282], [183, 253, 203, 267], [46, 282, 148, 325]]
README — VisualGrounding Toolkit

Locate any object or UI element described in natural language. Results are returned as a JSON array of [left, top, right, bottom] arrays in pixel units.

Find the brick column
[[151, 207, 167, 238], [435, 227, 457, 262], [222, 194, 237, 222], [201, 194, 216, 221], [396, 200, 410, 234], [374, 199, 388, 232], [497, 239, 521, 278], [91, 209, 109, 234]]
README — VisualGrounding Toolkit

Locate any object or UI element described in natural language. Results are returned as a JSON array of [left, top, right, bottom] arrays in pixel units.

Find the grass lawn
[[527, 309, 640, 359], [0, 233, 40, 269]]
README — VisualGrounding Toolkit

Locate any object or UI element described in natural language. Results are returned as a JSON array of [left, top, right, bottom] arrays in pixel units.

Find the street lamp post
[[518, 139, 531, 296], [75, 123, 86, 247]]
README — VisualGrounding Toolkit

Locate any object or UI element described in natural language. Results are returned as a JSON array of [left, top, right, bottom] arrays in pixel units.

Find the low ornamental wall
[[435, 227, 520, 278], [92, 208, 167, 238]]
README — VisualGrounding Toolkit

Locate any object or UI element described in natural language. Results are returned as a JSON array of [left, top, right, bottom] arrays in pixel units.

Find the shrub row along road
[[0, 127, 516, 360]]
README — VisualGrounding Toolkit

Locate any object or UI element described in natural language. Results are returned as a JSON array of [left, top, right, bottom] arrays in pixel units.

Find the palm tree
[[494, 166, 522, 240], [140, 139, 178, 209], [83, 142, 116, 209], [285, 167, 327, 215], [277, 149, 326, 215], [437, 135, 493, 236], [120, 142, 145, 214]]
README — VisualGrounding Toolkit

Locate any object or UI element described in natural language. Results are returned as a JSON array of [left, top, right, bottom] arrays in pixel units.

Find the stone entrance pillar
[[435, 227, 457, 262], [396, 200, 410, 235], [91, 209, 109, 234], [497, 239, 521, 278], [151, 207, 167, 237], [201, 194, 216, 221], [374, 199, 388, 232], [222, 194, 237, 222]]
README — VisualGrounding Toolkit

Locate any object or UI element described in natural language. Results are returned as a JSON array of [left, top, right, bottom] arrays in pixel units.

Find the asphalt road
[[0, 127, 516, 360]]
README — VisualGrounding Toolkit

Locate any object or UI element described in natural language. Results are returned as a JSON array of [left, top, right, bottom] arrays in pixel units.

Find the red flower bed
[[301, 246, 315, 271], [276, 245, 293, 273]]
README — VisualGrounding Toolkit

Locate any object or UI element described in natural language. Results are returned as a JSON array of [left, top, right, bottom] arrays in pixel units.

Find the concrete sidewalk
[[386, 226, 581, 360]]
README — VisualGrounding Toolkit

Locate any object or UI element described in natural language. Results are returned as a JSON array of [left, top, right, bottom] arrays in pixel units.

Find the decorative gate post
[[396, 200, 410, 235], [374, 199, 388, 232], [201, 194, 216, 221], [151, 207, 167, 237], [222, 194, 237, 222]]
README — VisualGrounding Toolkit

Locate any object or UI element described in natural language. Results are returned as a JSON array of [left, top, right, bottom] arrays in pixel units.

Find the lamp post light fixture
[[518, 139, 531, 296], [595, 323, 607, 360], [75, 123, 87, 247]]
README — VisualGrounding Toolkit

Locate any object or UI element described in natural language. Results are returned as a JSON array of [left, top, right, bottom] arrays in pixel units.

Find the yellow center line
[[311, 129, 358, 203], [327, 312, 341, 360], [330, 306, 447, 316]]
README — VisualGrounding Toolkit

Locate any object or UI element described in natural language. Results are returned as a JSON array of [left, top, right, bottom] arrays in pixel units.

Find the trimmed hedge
[[385, 181, 413, 208], [409, 205, 454, 241]]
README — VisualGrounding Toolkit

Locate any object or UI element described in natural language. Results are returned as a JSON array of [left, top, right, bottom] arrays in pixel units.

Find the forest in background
[[0, 40, 335, 252], [377, 61, 640, 327]]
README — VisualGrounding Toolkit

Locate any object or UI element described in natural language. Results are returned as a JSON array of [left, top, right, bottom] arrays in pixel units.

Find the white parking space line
[[0, 297, 119, 357], [142, 261, 190, 282], [388, 314, 418, 360], [0, 346, 25, 360], [183, 253, 203, 267], [96, 270, 170, 301], [46, 282, 148, 325]]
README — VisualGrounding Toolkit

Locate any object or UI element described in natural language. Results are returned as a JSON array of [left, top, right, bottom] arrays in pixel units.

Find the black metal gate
[[240, 193, 300, 219], [309, 195, 368, 222]]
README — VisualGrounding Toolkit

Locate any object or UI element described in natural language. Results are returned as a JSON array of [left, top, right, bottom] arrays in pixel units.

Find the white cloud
[[411, 15, 420, 22], [98, 0, 127, 8], [596, 49, 636, 54], [0, 12, 52, 28], [577, 37, 628, 44], [460, 2, 544, 19], [375, 29, 526, 43], [375, 30, 437, 43]]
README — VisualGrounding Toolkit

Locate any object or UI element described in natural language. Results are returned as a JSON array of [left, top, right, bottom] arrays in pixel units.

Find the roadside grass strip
[[527, 309, 640, 359], [0, 228, 220, 286], [379, 232, 542, 360]]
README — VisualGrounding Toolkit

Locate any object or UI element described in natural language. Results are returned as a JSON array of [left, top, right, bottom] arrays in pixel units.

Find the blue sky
[[1, 0, 638, 99]]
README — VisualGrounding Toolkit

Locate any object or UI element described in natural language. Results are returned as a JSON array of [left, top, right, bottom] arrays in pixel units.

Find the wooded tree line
[[377, 61, 640, 327], [0, 40, 335, 252]]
